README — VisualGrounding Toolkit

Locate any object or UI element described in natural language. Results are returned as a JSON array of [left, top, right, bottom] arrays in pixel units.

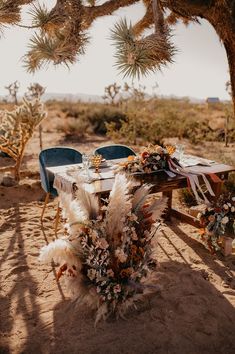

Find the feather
[[39, 238, 82, 269], [144, 196, 168, 221], [59, 192, 87, 235], [74, 176, 100, 221], [132, 183, 152, 212], [105, 173, 132, 246]]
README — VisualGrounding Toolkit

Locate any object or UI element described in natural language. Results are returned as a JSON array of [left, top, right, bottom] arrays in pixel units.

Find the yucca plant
[[111, 17, 174, 78]]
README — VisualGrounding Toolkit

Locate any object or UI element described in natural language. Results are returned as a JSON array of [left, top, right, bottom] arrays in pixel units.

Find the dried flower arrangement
[[118, 144, 176, 174], [198, 195, 235, 253], [39, 174, 167, 323]]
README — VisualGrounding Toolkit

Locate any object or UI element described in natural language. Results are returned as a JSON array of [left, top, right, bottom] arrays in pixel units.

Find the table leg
[[211, 180, 223, 201], [162, 191, 172, 220]]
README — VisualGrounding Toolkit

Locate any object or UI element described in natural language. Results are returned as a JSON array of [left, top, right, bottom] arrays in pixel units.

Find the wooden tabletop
[[47, 158, 235, 195]]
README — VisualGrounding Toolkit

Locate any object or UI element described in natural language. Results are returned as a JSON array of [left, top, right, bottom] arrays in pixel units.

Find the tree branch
[[132, 1, 154, 36], [83, 0, 140, 28]]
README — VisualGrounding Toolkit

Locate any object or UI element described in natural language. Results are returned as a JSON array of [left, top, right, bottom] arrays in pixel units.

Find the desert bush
[[87, 106, 127, 134], [223, 173, 235, 194], [46, 97, 234, 145], [56, 102, 127, 136], [178, 188, 197, 207], [57, 118, 91, 139]]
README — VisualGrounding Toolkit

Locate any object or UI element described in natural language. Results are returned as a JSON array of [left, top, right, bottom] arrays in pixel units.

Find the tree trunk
[[39, 124, 43, 150], [163, 0, 235, 116], [14, 144, 26, 182], [223, 39, 235, 116]]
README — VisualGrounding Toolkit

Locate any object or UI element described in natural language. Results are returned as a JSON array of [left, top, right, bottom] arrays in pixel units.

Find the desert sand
[[0, 122, 235, 354]]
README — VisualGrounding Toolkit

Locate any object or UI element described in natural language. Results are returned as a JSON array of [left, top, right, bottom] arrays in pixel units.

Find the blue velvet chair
[[39, 147, 82, 224], [94, 144, 136, 160]]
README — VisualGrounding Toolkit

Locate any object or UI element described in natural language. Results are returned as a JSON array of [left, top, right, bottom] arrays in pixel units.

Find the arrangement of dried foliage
[[0, 98, 47, 180], [0, 0, 234, 111], [40, 173, 167, 323], [198, 194, 235, 253]]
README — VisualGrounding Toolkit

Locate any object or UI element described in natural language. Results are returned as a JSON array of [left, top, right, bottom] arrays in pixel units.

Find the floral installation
[[118, 144, 176, 174], [198, 194, 235, 253], [39, 173, 167, 323], [117, 144, 216, 204]]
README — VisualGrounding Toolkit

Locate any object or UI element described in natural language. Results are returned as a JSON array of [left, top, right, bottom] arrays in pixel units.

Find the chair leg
[[55, 201, 60, 236], [41, 192, 50, 222]]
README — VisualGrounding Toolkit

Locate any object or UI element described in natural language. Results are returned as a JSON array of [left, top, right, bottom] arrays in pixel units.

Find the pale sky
[[0, 1, 230, 100]]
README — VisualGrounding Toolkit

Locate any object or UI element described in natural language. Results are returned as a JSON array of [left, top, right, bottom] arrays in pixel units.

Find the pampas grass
[[40, 173, 167, 323]]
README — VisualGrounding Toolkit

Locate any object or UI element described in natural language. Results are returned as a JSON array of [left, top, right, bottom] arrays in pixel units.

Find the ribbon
[[168, 158, 215, 204]]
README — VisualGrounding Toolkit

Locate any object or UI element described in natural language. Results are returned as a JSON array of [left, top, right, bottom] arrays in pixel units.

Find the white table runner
[[50, 163, 116, 195]]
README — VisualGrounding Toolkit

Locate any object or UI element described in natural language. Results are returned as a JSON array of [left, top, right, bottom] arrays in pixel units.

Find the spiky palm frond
[[111, 18, 175, 79], [0, 0, 21, 25], [28, 2, 51, 29], [24, 31, 89, 72]]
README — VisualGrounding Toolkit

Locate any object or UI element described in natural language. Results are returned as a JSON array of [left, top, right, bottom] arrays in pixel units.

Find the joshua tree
[[25, 82, 46, 100], [0, 98, 47, 181], [103, 83, 121, 105], [25, 82, 46, 150], [5, 81, 20, 105], [0, 1, 235, 112]]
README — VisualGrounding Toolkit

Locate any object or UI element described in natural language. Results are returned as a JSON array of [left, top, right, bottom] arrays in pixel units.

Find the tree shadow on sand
[[0, 204, 64, 353], [0, 181, 46, 211], [51, 261, 235, 354], [166, 219, 235, 286]]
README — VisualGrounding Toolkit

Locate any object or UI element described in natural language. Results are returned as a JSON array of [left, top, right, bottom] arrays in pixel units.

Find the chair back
[[94, 144, 136, 160], [39, 147, 82, 195]]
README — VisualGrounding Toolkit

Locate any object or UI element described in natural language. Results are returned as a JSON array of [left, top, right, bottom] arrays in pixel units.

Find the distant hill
[[0, 92, 104, 103], [42, 92, 104, 103], [0, 92, 228, 104]]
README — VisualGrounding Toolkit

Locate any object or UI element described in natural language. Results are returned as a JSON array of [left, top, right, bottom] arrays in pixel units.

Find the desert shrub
[[48, 97, 234, 144], [106, 105, 214, 145], [87, 107, 127, 134], [223, 173, 235, 194], [178, 188, 197, 207], [58, 118, 91, 139]]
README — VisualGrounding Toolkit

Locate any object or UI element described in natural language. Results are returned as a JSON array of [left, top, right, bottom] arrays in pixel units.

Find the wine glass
[[82, 154, 91, 176], [175, 144, 184, 162], [91, 154, 102, 173]]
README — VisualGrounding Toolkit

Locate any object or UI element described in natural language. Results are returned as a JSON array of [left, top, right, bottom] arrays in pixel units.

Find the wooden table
[[47, 158, 235, 228]]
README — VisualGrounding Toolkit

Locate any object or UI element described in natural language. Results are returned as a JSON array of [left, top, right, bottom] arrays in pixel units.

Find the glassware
[[175, 144, 184, 161], [82, 154, 90, 169], [82, 154, 91, 177], [91, 154, 102, 173]]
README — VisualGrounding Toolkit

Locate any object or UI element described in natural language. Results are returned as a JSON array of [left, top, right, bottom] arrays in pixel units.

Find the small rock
[[1, 175, 16, 187]]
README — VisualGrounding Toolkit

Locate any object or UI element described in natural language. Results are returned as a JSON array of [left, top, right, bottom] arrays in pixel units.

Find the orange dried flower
[[130, 245, 137, 255], [166, 145, 176, 155], [56, 263, 67, 281], [120, 267, 133, 278]]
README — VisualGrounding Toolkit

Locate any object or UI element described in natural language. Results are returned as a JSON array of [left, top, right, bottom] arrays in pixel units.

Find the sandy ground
[[0, 121, 235, 354]]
